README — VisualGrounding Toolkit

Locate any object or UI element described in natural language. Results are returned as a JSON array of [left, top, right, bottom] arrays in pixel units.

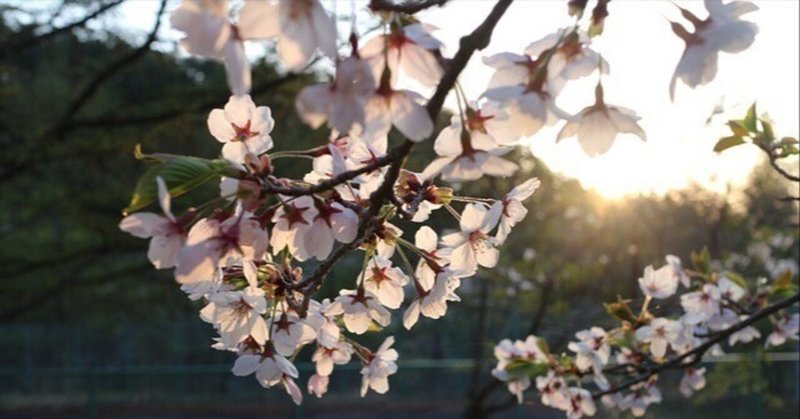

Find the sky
[[33, 0, 800, 199]]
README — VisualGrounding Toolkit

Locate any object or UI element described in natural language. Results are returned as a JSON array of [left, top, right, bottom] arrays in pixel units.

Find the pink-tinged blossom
[[174, 214, 268, 284], [305, 298, 344, 349], [441, 203, 503, 277], [268, 312, 316, 357], [307, 373, 329, 398], [557, 84, 646, 157], [766, 313, 799, 348], [312, 341, 353, 376], [679, 367, 706, 398], [403, 269, 452, 330], [718, 276, 746, 301], [360, 337, 399, 397], [728, 320, 761, 347], [537, 371, 570, 411], [568, 327, 610, 373], [413, 226, 451, 291], [336, 289, 391, 334], [482, 49, 572, 139], [232, 348, 300, 403], [303, 198, 358, 261], [270, 196, 317, 261], [681, 283, 721, 324], [169, 0, 250, 94], [669, 0, 758, 100], [638, 264, 679, 299], [564, 387, 597, 419], [525, 30, 608, 93], [362, 256, 410, 309], [362, 87, 433, 142], [665, 254, 691, 288], [635, 317, 681, 358], [200, 286, 268, 347], [296, 54, 377, 134], [422, 110, 518, 182], [492, 178, 540, 245], [360, 23, 444, 87], [492, 335, 548, 404], [207, 95, 274, 163], [238, 0, 337, 70], [119, 177, 185, 269], [619, 377, 662, 417]]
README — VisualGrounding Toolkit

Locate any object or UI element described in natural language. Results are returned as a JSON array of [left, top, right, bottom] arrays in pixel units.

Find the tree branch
[[592, 291, 800, 399], [0, 0, 126, 59], [368, 0, 450, 14]]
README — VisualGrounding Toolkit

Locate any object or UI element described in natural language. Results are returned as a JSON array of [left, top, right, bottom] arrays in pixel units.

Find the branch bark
[[369, 0, 450, 14]]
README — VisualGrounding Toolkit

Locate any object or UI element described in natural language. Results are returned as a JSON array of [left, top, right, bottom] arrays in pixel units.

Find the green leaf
[[744, 103, 758, 132], [780, 137, 798, 145], [123, 156, 232, 215], [727, 120, 749, 137], [714, 135, 745, 153], [771, 270, 797, 296], [760, 118, 775, 142], [505, 359, 549, 379], [605, 297, 637, 324], [724, 271, 749, 289]]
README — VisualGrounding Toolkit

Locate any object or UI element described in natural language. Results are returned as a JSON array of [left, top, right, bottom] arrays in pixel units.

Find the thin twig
[[368, 0, 450, 14]]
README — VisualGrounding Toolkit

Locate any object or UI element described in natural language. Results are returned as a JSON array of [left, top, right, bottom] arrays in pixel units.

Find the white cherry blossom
[[493, 178, 540, 244], [681, 283, 721, 324], [635, 317, 681, 358], [360, 23, 443, 87], [441, 203, 502, 276], [200, 286, 268, 347], [638, 263, 680, 300], [557, 84, 646, 157], [679, 367, 706, 397], [238, 0, 337, 70], [362, 87, 433, 142], [766, 313, 799, 347], [337, 289, 391, 334], [312, 341, 353, 376], [119, 177, 185, 269], [207, 95, 274, 163], [360, 336, 399, 397], [362, 256, 410, 309]]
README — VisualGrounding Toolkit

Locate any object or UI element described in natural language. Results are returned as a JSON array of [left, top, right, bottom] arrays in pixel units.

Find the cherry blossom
[[525, 30, 608, 93], [232, 347, 299, 401], [635, 317, 681, 358], [303, 198, 358, 260], [119, 177, 185, 269], [207, 95, 274, 163], [491, 336, 548, 403], [441, 203, 502, 276], [568, 327, 610, 373], [307, 373, 329, 397], [492, 177, 540, 245], [679, 367, 707, 397], [270, 196, 316, 260], [638, 263, 680, 300], [296, 54, 377, 134], [669, 0, 758, 100], [305, 298, 344, 348], [360, 22, 444, 87], [360, 336, 399, 397], [269, 311, 315, 356], [362, 86, 433, 142], [766, 313, 799, 347], [557, 83, 645, 157], [238, 0, 337, 70], [362, 256, 410, 309], [169, 0, 250, 94], [200, 286, 269, 347], [337, 288, 391, 334], [422, 110, 518, 182], [681, 283, 722, 324], [564, 387, 597, 419], [312, 341, 354, 376]]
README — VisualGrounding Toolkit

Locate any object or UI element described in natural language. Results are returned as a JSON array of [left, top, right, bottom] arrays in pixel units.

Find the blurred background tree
[[0, 1, 797, 418]]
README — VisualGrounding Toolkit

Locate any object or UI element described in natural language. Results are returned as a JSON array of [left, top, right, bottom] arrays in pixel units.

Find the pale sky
[[65, 0, 800, 198]]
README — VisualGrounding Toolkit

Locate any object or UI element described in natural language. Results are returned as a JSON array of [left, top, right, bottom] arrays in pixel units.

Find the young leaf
[[744, 103, 758, 132], [714, 135, 745, 153], [123, 156, 232, 215]]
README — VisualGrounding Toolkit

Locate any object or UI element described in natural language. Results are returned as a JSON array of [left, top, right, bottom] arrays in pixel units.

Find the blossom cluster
[[492, 252, 799, 418], [118, 0, 766, 406]]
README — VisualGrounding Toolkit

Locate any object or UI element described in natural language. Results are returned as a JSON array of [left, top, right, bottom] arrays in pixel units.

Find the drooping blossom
[[360, 23, 444, 86], [268, 311, 316, 357], [307, 373, 329, 398], [232, 347, 300, 400], [362, 85, 433, 142], [679, 367, 707, 397], [119, 177, 185, 269], [557, 84, 646, 157], [305, 298, 344, 348], [360, 336, 399, 397], [296, 53, 377, 134], [492, 335, 549, 404], [312, 341, 354, 376], [422, 108, 518, 182], [669, 0, 758, 100], [238, 0, 337, 70], [207, 95, 274, 163], [169, 0, 250, 94], [766, 313, 799, 347], [525, 29, 608, 93]]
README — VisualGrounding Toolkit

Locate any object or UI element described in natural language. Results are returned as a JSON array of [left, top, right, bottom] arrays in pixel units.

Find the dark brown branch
[[50, 0, 168, 135], [757, 143, 800, 183], [592, 291, 800, 399], [0, 0, 126, 58], [368, 0, 450, 14]]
